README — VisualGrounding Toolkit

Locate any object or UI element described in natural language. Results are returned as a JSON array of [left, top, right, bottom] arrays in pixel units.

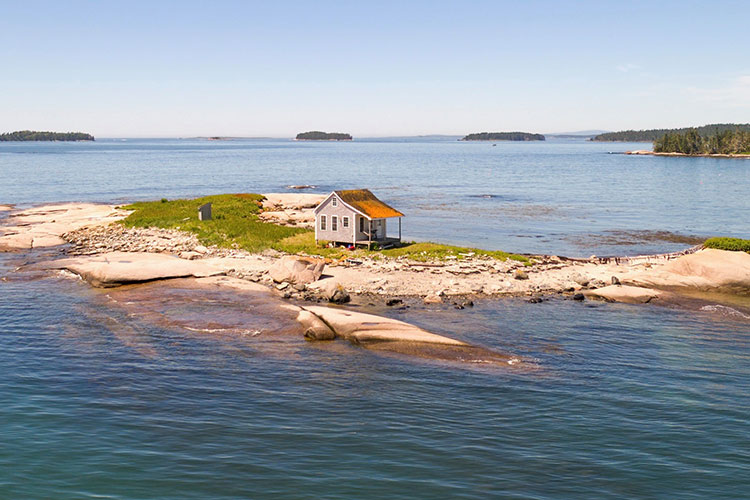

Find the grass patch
[[704, 237, 750, 253], [381, 242, 529, 263], [121, 194, 530, 263], [121, 194, 307, 253]]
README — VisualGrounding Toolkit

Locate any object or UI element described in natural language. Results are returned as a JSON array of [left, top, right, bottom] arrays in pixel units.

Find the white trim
[[320, 214, 326, 231], [331, 215, 338, 231], [342, 216, 349, 228]]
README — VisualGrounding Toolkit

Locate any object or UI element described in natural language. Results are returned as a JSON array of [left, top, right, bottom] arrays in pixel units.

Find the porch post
[[368, 219, 372, 250], [398, 217, 401, 241]]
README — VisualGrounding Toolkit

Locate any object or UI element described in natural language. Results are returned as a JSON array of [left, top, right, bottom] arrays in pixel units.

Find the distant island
[[460, 132, 545, 141], [591, 123, 750, 142], [651, 128, 750, 155], [0, 130, 95, 142], [295, 131, 352, 141]]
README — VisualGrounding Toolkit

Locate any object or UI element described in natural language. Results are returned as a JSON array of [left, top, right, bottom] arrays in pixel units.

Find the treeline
[[0, 130, 95, 142], [460, 132, 545, 141], [653, 128, 750, 155], [592, 123, 750, 142], [295, 131, 352, 141]]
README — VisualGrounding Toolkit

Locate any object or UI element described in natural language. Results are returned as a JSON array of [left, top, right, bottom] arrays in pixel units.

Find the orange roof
[[335, 189, 404, 219]]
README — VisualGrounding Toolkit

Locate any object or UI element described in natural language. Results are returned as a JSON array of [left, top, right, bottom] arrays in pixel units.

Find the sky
[[2, 0, 749, 137]]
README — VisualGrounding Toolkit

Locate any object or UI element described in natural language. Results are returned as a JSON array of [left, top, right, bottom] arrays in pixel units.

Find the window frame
[[359, 216, 365, 233], [331, 215, 338, 231], [320, 215, 326, 231], [342, 216, 349, 229], [332, 197, 338, 207]]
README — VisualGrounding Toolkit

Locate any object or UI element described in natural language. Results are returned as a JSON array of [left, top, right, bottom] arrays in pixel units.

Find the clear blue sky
[[2, 0, 749, 137]]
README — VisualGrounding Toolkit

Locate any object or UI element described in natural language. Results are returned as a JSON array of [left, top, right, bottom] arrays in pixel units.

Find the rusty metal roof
[[335, 189, 404, 219]]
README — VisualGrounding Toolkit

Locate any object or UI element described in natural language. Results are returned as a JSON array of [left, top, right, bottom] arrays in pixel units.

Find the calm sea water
[[1, 137, 748, 256], [1, 139, 749, 498]]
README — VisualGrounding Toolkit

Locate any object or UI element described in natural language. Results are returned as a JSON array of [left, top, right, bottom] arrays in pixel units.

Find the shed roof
[[334, 189, 404, 219]]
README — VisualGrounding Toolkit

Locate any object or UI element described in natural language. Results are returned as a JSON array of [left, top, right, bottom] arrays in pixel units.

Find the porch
[[354, 236, 402, 249]]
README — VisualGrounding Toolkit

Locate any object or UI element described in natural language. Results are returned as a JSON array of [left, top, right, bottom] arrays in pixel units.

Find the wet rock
[[386, 298, 403, 306], [423, 294, 442, 304], [584, 285, 661, 304], [317, 280, 351, 304], [611, 275, 621, 285], [527, 296, 544, 303], [572, 293, 585, 301], [330, 288, 351, 304]]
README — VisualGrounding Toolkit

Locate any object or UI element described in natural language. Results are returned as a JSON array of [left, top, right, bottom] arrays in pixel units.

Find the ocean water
[[1, 258, 749, 499], [1, 137, 748, 256], [1, 139, 750, 498]]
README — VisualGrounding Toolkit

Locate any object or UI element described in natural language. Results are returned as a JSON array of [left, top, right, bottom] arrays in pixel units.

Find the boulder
[[513, 269, 529, 280], [584, 285, 662, 304], [268, 255, 325, 285], [297, 310, 336, 340], [301, 306, 468, 345]]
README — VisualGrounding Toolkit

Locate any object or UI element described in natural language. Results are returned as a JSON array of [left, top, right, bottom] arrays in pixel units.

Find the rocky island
[[460, 132, 545, 141], [295, 131, 352, 141], [0, 130, 95, 141]]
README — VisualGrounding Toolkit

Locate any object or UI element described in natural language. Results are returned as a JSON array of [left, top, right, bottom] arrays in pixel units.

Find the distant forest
[[460, 132, 545, 141], [295, 131, 352, 141], [592, 123, 750, 142], [0, 130, 95, 142], [653, 128, 750, 155]]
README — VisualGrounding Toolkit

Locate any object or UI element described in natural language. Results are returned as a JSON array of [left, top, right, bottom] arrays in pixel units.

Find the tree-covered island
[[460, 132, 545, 141], [295, 131, 352, 141], [0, 130, 95, 142], [592, 123, 750, 142], [653, 128, 750, 155]]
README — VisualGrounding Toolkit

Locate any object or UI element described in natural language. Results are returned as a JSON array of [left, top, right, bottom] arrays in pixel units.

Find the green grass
[[121, 194, 530, 263], [121, 194, 306, 253], [380, 241, 528, 263], [704, 237, 750, 253]]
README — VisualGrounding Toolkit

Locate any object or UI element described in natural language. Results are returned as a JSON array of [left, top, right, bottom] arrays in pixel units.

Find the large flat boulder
[[625, 249, 750, 294], [299, 305, 468, 345], [584, 285, 662, 304], [43, 251, 224, 287]]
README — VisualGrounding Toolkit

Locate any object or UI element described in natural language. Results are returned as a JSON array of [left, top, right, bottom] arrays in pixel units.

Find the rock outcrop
[[0, 203, 130, 251], [625, 249, 750, 294], [42, 251, 224, 287]]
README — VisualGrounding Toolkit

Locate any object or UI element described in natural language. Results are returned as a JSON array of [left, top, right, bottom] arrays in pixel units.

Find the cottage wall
[[315, 195, 356, 244]]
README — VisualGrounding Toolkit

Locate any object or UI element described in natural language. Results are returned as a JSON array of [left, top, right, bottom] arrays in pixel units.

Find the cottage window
[[343, 216, 349, 228], [359, 217, 365, 232], [320, 215, 326, 231], [332, 216, 338, 231], [332, 198, 338, 207]]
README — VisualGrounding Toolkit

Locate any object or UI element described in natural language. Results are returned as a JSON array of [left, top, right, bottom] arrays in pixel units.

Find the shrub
[[704, 237, 750, 252]]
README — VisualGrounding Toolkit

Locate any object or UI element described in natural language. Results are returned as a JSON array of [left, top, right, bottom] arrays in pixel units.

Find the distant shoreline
[[626, 150, 750, 159]]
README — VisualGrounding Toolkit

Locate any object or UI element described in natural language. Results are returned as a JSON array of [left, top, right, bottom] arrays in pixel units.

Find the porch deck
[[355, 237, 401, 248]]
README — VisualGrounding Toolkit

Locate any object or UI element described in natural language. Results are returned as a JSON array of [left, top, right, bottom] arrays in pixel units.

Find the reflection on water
[[1, 253, 750, 498]]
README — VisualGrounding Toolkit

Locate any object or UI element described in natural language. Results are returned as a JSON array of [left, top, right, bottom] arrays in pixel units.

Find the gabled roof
[[336, 189, 404, 219], [314, 189, 404, 219]]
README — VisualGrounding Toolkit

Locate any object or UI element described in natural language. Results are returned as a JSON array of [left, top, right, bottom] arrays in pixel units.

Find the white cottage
[[314, 189, 404, 248]]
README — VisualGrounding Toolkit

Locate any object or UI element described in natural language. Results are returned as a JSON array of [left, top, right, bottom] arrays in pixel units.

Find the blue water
[[1, 139, 750, 498], [2, 138, 748, 256], [1, 258, 749, 499]]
